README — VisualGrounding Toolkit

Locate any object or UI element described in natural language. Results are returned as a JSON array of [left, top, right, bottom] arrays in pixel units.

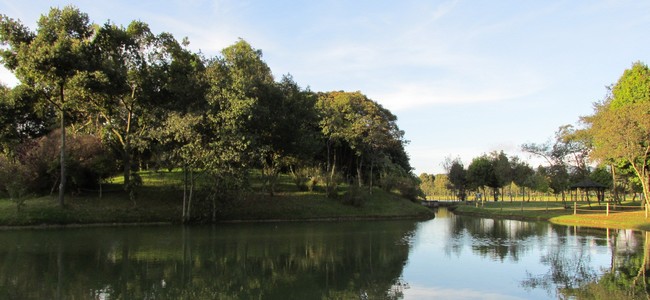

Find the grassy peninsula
[[453, 201, 650, 231], [0, 170, 434, 227]]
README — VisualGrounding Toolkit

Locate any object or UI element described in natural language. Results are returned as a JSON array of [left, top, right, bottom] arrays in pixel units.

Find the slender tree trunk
[[58, 84, 66, 208], [123, 146, 130, 188], [187, 168, 194, 222], [357, 156, 363, 188], [182, 163, 187, 222], [611, 164, 619, 203], [369, 160, 374, 194]]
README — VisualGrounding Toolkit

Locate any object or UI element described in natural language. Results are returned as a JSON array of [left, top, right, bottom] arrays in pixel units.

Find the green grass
[[453, 200, 650, 230], [0, 170, 433, 226]]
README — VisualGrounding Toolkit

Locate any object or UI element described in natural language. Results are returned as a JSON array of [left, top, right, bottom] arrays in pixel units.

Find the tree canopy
[[0, 6, 420, 217]]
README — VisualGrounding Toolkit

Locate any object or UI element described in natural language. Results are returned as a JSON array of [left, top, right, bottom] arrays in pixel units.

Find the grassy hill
[[0, 170, 434, 226]]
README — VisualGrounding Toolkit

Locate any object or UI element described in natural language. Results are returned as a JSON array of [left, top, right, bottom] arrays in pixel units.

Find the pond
[[0, 208, 647, 299]]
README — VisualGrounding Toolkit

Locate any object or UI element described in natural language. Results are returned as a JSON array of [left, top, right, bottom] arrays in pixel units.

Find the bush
[[13, 130, 116, 195], [0, 155, 33, 211], [380, 172, 424, 202]]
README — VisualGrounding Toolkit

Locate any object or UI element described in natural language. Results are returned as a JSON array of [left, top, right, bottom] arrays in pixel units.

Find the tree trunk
[[182, 164, 187, 222], [357, 156, 363, 188], [186, 168, 194, 223], [122, 143, 131, 188], [58, 84, 66, 208], [611, 164, 619, 203], [369, 160, 374, 194]]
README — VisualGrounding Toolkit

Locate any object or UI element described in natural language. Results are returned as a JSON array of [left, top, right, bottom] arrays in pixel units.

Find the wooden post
[[574, 201, 577, 215], [606, 202, 609, 216]]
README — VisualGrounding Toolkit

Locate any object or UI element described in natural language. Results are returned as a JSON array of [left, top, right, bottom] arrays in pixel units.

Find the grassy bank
[[453, 201, 650, 231], [0, 170, 434, 227]]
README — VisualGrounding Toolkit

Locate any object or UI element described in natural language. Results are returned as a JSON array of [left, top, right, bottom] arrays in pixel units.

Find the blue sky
[[2, 0, 650, 174]]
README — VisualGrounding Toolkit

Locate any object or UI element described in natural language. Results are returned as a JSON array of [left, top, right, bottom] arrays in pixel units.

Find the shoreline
[[0, 213, 434, 231]]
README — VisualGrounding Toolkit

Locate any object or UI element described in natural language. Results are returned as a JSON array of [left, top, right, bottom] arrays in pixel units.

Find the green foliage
[[610, 61, 650, 109], [0, 155, 31, 211], [590, 166, 612, 189], [446, 158, 468, 200], [586, 61, 650, 207], [418, 173, 435, 198], [0, 7, 421, 219]]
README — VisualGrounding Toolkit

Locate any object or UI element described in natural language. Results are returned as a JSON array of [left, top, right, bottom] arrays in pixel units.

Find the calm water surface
[[0, 208, 647, 299]]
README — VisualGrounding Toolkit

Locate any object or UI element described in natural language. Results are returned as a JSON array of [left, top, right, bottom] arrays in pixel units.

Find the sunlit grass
[[454, 200, 650, 230]]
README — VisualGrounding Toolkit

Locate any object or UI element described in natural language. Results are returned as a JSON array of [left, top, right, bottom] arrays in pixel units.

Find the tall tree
[[445, 158, 468, 201], [522, 125, 587, 202], [467, 155, 498, 201], [0, 6, 94, 207], [587, 101, 650, 207], [418, 173, 436, 199]]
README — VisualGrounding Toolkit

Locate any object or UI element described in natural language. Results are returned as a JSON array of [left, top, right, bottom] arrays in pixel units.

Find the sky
[[2, 0, 650, 175]]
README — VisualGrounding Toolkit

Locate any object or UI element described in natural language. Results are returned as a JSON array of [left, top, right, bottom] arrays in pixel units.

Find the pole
[[574, 201, 577, 215]]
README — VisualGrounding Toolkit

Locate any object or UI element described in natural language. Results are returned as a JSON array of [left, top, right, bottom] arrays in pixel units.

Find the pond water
[[0, 208, 647, 299]]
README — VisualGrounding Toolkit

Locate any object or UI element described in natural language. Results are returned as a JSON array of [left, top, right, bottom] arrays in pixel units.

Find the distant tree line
[[420, 62, 650, 207], [0, 6, 419, 215]]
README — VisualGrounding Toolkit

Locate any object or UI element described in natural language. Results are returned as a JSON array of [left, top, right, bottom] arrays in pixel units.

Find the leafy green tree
[[0, 6, 95, 207], [0, 85, 53, 157], [419, 173, 436, 199], [510, 157, 534, 201], [316, 91, 409, 195], [445, 158, 468, 201], [610, 61, 650, 109], [587, 101, 650, 206], [467, 155, 498, 201], [585, 62, 650, 207], [522, 125, 589, 202], [490, 151, 512, 201], [88, 21, 176, 192]]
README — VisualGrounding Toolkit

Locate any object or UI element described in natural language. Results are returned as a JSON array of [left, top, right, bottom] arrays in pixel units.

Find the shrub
[[14, 130, 116, 195]]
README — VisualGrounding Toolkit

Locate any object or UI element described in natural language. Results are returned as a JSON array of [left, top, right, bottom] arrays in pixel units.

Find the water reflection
[[406, 209, 650, 299], [0, 222, 417, 299], [1, 211, 649, 299]]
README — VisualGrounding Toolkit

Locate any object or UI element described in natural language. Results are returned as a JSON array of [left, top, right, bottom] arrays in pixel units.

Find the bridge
[[421, 200, 462, 208]]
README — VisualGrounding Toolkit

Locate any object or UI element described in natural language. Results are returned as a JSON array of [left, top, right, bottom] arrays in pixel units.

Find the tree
[[467, 155, 498, 201], [445, 158, 468, 201], [587, 101, 650, 207], [419, 173, 436, 199], [0, 85, 53, 156], [522, 125, 589, 203], [0, 6, 95, 207], [316, 91, 409, 194], [490, 151, 512, 201], [584, 62, 650, 207], [510, 157, 534, 201], [89, 21, 184, 192]]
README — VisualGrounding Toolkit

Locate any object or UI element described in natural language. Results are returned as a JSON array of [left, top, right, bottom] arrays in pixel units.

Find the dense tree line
[[0, 6, 419, 215], [422, 62, 649, 206]]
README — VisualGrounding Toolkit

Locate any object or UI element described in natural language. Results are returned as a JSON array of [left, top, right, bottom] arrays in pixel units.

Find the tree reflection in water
[[0, 221, 418, 300], [523, 228, 650, 299], [446, 212, 650, 299]]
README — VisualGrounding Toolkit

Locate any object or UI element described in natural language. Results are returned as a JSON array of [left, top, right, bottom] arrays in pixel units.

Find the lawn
[[0, 170, 434, 226], [453, 200, 650, 231]]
